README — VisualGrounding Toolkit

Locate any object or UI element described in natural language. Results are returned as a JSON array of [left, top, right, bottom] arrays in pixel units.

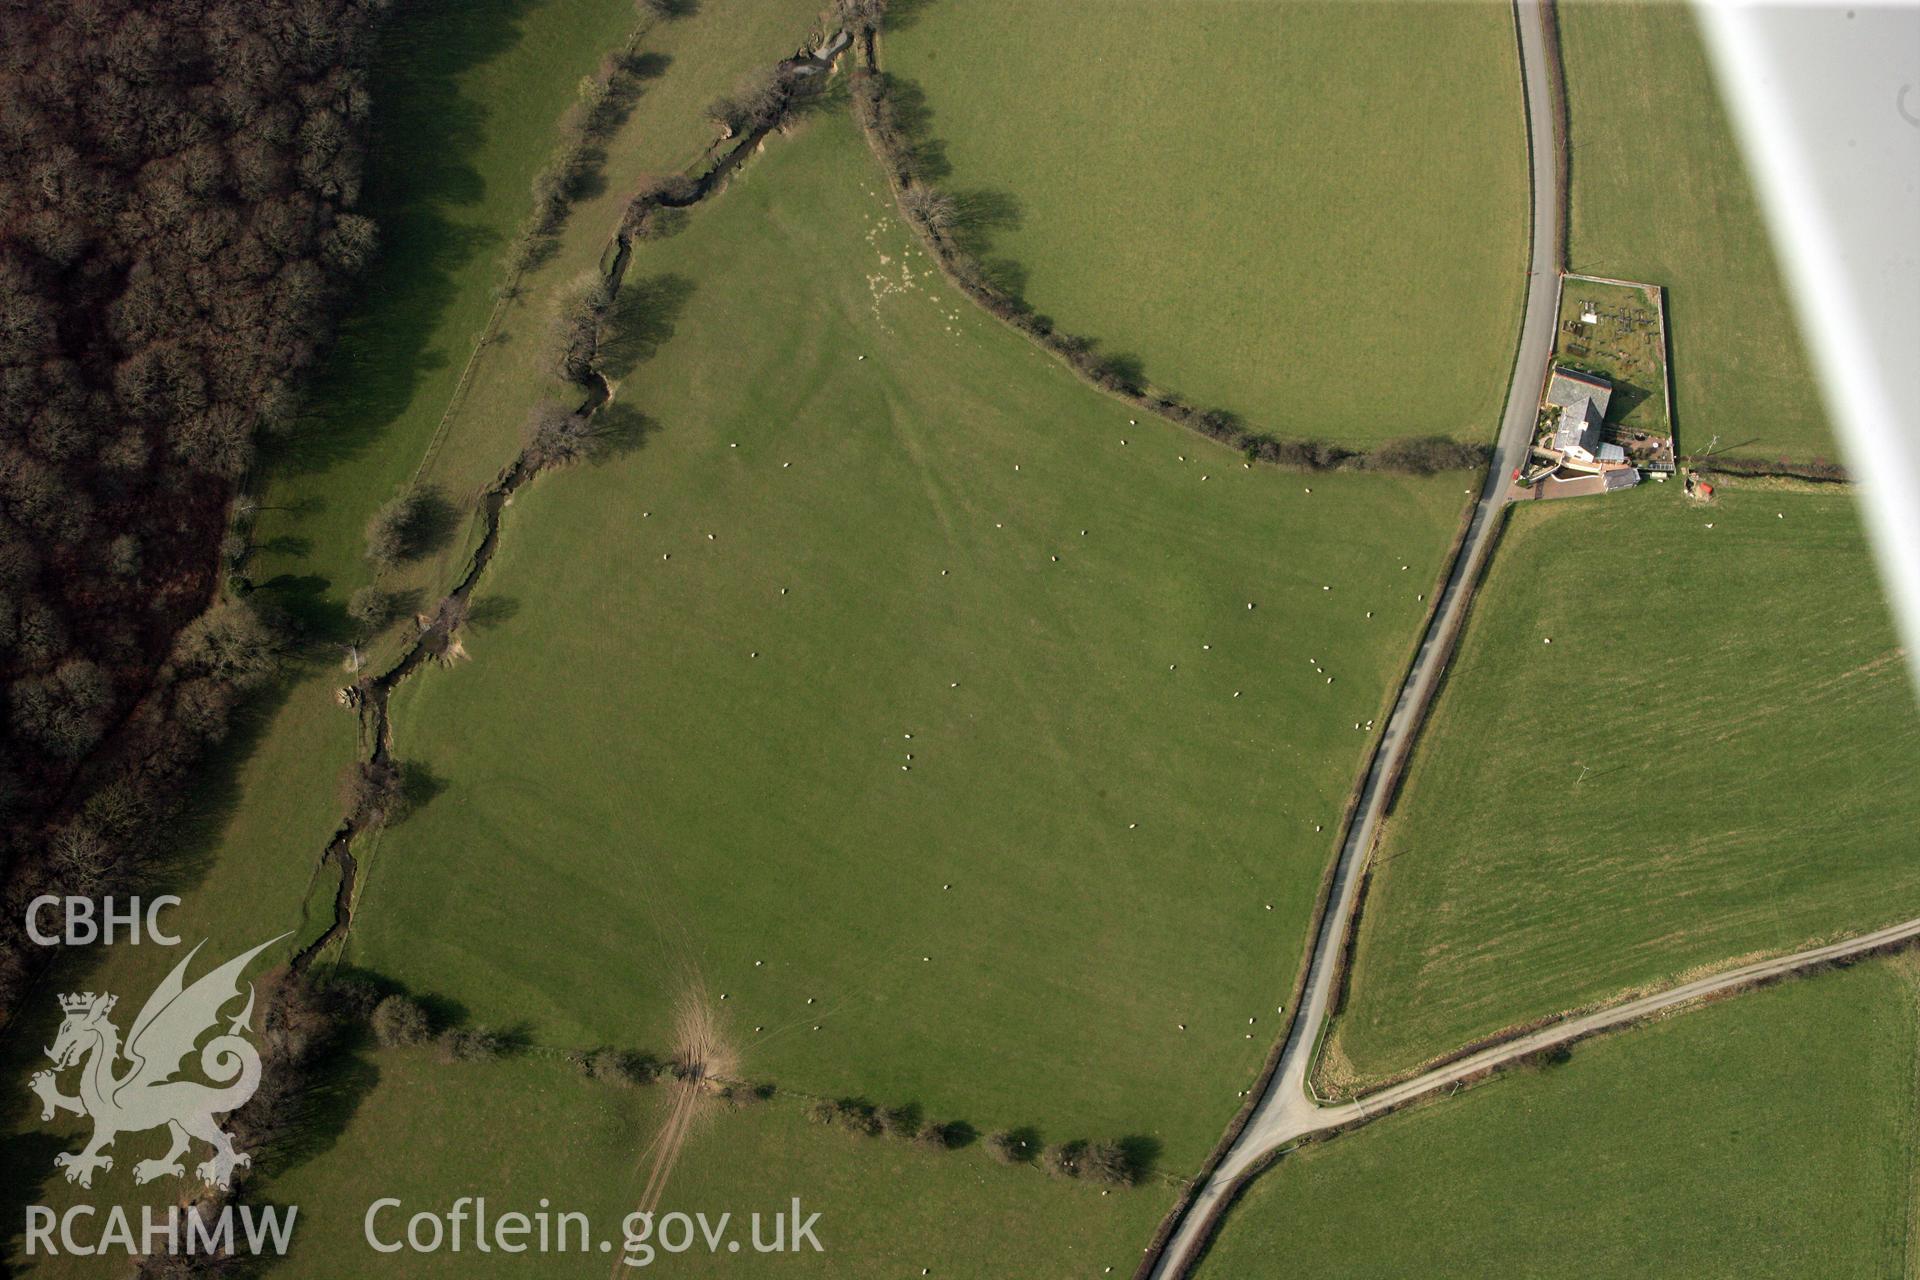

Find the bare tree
[[348, 585, 397, 632], [523, 400, 607, 468], [1080, 1140, 1134, 1186], [552, 274, 615, 384], [837, 0, 888, 29], [338, 759, 407, 829], [371, 995, 432, 1047], [900, 185, 957, 234]]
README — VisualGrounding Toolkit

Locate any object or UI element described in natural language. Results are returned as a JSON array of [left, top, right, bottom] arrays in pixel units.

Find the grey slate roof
[[1552, 396, 1605, 454], [1604, 466, 1641, 490], [1546, 367, 1614, 416]]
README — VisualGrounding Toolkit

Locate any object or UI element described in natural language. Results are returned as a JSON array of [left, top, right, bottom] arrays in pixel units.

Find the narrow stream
[[291, 27, 852, 972]]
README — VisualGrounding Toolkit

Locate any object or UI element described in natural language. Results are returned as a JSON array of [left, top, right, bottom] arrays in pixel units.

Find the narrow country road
[[1144, 2, 1561, 1273]]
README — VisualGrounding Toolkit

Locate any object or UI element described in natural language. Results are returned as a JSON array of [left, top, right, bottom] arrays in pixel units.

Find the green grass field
[[1321, 485, 1920, 1089], [339, 109, 1474, 1174], [243, 1050, 1172, 1279], [0, 0, 831, 1003], [1, 2, 826, 1266], [252, 0, 824, 653], [3, 0, 656, 1084], [1560, 1, 1833, 464], [254, 0, 642, 619], [1202, 957, 1919, 1278], [884, 0, 1528, 447]]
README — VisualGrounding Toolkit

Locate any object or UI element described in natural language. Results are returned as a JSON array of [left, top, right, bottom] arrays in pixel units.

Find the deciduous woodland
[[0, 0, 387, 1010]]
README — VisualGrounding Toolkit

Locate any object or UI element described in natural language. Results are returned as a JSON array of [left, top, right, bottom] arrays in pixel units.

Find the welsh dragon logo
[[29, 935, 286, 1190]]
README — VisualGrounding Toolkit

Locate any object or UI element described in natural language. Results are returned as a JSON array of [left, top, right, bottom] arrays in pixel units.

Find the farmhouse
[[1553, 396, 1606, 462], [1544, 367, 1629, 466], [1546, 366, 1612, 415], [1511, 362, 1643, 500]]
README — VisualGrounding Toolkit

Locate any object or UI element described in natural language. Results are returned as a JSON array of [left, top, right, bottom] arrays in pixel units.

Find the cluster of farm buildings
[[1511, 364, 1678, 503], [1545, 367, 1640, 488]]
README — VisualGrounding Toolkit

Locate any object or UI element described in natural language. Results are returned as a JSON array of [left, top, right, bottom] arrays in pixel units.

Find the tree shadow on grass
[[269, 0, 545, 483], [260, 573, 353, 645], [950, 188, 1022, 253], [615, 51, 673, 106], [249, 1042, 383, 1194], [1001, 1124, 1043, 1163], [591, 404, 664, 461], [413, 990, 472, 1033], [881, 0, 938, 30], [875, 75, 950, 181], [257, 534, 313, 559], [601, 273, 697, 381], [398, 760, 451, 820], [462, 595, 521, 630], [383, 484, 460, 566], [548, 52, 674, 233], [976, 255, 1030, 303], [1119, 1134, 1162, 1183], [938, 1118, 978, 1149]]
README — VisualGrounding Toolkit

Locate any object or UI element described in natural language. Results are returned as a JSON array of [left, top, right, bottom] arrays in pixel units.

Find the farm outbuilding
[[1603, 466, 1639, 491]]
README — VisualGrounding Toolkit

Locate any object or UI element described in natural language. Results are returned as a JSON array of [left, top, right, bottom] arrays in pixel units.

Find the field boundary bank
[[851, 31, 1491, 477], [1695, 455, 1853, 483], [1297, 499, 1517, 1097]]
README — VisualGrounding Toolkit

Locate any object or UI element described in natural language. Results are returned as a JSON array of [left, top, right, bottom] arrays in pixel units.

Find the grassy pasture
[[883, 0, 1528, 447], [252, 0, 825, 654], [1, 0, 653, 1076], [1201, 958, 1919, 1278], [343, 111, 1474, 1172], [253, 0, 643, 624], [14, 0, 830, 1000], [240, 1049, 1173, 1279], [9, 1044, 1171, 1278], [1322, 485, 1920, 1088], [1560, 1, 1834, 464], [1, 1, 823, 1263]]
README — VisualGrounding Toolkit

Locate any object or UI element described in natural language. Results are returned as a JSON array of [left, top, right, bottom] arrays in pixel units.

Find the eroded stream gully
[[292, 29, 852, 971]]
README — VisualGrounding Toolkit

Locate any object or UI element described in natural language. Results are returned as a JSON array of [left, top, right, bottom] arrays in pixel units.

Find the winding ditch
[[291, 26, 853, 973]]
